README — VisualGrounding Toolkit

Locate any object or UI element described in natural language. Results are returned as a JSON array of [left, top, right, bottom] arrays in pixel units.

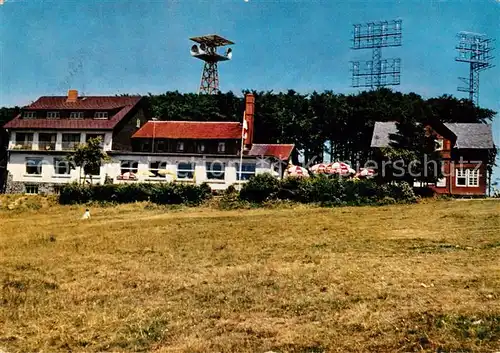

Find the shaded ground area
[[0, 199, 499, 352]]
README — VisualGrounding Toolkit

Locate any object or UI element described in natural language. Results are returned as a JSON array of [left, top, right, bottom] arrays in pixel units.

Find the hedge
[[240, 173, 417, 206], [59, 182, 212, 205]]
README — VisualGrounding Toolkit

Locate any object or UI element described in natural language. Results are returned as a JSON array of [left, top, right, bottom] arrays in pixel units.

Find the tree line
[[0, 88, 496, 169], [147, 88, 496, 166]]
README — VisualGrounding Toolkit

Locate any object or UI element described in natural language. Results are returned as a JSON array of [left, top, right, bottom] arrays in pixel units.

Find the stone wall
[[5, 172, 60, 194]]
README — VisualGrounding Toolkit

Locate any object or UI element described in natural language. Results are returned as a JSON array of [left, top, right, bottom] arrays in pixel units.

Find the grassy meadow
[[0, 197, 499, 352]]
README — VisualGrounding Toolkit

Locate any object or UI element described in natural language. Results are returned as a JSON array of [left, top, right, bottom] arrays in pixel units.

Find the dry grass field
[[0, 198, 499, 352]]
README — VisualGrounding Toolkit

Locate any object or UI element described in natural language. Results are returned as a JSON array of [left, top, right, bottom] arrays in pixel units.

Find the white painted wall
[[6, 152, 283, 190]]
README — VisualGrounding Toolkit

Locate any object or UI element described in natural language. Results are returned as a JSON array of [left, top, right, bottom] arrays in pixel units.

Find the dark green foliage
[[239, 174, 416, 206], [59, 182, 212, 206], [240, 173, 280, 203]]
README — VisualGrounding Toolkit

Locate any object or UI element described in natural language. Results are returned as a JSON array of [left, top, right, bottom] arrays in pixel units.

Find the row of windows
[[120, 160, 256, 180], [142, 141, 227, 153], [23, 158, 257, 181], [14, 133, 104, 150], [23, 111, 109, 120], [456, 168, 479, 187]]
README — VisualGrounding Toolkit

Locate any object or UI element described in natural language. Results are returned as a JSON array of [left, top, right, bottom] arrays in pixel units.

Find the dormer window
[[94, 112, 109, 120], [46, 111, 60, 119], [435, 139, 444, 151], [176, 141, 184, 152], [70, 112, 84, 119], [218, 142, 226, 153], [23, 111, 36, 119]]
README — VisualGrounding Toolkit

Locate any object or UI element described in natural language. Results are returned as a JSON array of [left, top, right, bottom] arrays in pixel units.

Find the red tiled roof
[[24, 96, 141, 110], [3, 96, 142, 130], [132, 121, 243, 139], [248, 143, 294, 160]]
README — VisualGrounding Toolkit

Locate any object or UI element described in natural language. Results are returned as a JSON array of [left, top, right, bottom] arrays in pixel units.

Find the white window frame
[[455, 168, 480, 187], [120, 160, 139, 175], [177, 162, 195, 180], [14, 132, 34, 149], [148, 161, 168, 178], [177, 141, 185, 152], [38, 133, 57, 151], [206, 161, 225, 181], [197, 143, 206, 153], [53, 158, 71, 176], [25, 184, 39, 195], [236, 162, 256, 181], [436, 177, 446, 187], [435, 139, 444, 151], [62, 133, 81, 150], [70, 112, 84, 119], [94, 112, 109, 120], [23, 111, 36, 119], [217, 142, 226, 153], [46, 111, 60, 119], [25, 157, 43, 175]]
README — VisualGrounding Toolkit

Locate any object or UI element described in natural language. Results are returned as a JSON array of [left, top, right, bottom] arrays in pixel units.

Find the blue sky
[[1, 0, 499, 175]]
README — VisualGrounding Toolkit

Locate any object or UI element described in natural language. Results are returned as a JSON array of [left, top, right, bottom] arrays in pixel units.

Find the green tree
[[66, 137, 110, 185]]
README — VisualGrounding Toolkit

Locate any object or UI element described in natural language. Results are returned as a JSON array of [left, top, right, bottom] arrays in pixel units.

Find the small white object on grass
[[82, 209, 91, 220]]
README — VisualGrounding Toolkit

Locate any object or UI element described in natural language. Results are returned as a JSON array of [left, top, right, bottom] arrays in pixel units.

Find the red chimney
[[244, 93, 255, 149], [66, 89, 78, 103]]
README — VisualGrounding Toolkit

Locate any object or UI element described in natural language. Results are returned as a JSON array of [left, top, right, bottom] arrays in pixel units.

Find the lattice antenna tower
[[456, 31, 495, 106], [190, 34, 234, 94], [350, 19, 402, 88]]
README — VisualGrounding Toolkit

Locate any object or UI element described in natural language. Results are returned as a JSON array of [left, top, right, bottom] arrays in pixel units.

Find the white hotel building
[[2, 91, 294, 194]]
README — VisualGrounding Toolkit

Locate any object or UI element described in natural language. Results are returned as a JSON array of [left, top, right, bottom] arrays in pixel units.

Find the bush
[[239, 174, 417, 207], [59, 182, 212, 206], [240, 173, 280, 203]]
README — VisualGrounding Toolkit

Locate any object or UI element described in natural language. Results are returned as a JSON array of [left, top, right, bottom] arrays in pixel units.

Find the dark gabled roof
[[3, 96, 143, 130], [248, 143, 295, 160], [371, 121, 495, 149], [132, 121, 243, 139], [444, 123, 495, 149]]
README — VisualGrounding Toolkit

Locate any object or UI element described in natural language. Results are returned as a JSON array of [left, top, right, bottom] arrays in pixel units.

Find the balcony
[[12, 143, 33, 150], [38, 141, 56, 151], [62, 142, 81, 151]]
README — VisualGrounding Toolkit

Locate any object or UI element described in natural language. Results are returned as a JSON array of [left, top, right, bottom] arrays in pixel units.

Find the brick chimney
[[244, 93, 255, 150], [66, 89, 78, 103]]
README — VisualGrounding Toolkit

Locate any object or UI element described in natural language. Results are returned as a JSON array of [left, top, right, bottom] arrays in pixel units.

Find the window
[[23, 111, 36, 119], [38, 133, 57, 151], [26, 158, 43, 175], [176, 141, 185, 152], [120, 160, 139, 175], [25, 184, 39, 195], [236, 163, 256, 181], [54, 158, 71, 175], [94, 112, 109, 119], [156, 140, 166, 152], [456, 168, 480, 187], [218, 142, 226, 153], [435, 139, 444, 151], [14, 132, 33, 150], [468, 168, 479, 187], [70, 112, 84, 119], [177, 162, 195, 179], [197, 143, 206, 153], [148, 161, 168, 178], [436, 177, 446, 187], [62, 133, 81, 150], [206, 161, 225, 180], [46, 111, 60, 119], [141, 141, 152, 152], [53, 185, 62, 195]]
